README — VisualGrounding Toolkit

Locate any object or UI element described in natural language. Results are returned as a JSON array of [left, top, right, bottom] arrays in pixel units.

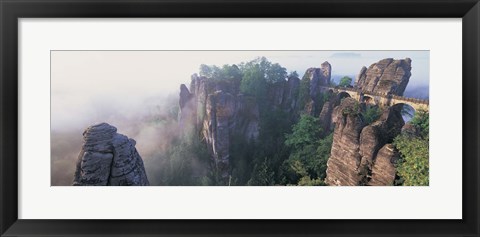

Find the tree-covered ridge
[[179, 57, 334, 186]]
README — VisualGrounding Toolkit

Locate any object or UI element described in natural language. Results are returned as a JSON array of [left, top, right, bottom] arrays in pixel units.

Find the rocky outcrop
[[303, 62, 332, 116], [325, 98, 365, 186], [203, 91, 236, 179], [267, 75, 302, 114], [325, 100, 404, 186], [358, 106, 404, 179], [180, 73, 306, 181], [234, 95, 260, 141], [318, 101, 334, 135], [178, 84, 196, 131], [189, 74, 209, 130], [356, 58, 412, 96], [268, 81, 285, 109], [282, 75, 300, 113], [73, 123, 149, 186], [368, 144, 399, 186], [304, 62, 332, 99], [324, 58, 415, 185]]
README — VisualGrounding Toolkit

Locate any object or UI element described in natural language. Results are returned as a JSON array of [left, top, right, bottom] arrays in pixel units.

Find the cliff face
[[179, 73, 304, 181], [356, 58, 412, 96], [325, 58, 413, 186], [303, 62, 332, 115], [73, 123, 149, 186], [180, 75, 260, 181], [325, 98, 366, 185], [305, 62, 332, 97], [368, 144, 399, 186], [325, 100, 404, 186]]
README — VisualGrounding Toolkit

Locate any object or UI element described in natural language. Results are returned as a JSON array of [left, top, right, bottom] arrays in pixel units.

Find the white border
[[19, 19, 462, 219]]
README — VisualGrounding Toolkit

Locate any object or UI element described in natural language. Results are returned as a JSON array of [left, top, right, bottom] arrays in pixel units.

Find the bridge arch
[[391, 103, 416, 122], [337, 91, 351, 100], [334, 91, 351, 106], [362, 95, 375, 105], [389, 97, 429, 113]]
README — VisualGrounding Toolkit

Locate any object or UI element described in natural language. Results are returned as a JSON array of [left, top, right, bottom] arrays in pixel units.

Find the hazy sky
[[51, 50, 429, 131]]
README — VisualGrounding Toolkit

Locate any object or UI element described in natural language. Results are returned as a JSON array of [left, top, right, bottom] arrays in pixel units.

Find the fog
[[51, 51, 429, 185]]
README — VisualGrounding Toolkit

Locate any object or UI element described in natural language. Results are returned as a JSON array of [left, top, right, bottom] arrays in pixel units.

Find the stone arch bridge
[[320, 86, 429, 112]]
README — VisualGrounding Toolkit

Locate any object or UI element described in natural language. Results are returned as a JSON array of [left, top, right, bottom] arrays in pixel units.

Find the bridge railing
[[320, 86, 429, 105]]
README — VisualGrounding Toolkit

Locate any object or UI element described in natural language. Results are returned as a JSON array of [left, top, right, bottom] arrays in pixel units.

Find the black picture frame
[[1, 0, 479, 236]]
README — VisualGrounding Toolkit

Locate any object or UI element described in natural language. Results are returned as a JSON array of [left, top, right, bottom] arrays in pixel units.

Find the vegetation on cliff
[[394, 110, 429, 186]]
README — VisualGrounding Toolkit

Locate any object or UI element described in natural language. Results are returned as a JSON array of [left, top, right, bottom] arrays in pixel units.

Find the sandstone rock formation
[[318, 101, 334, 136], [323, 58, 416, 185], [73, 123, 149, 186], [282, 75, 301, 113], [356, 58, 412, 96], [304, 62, 331, 97], [203, 91, 236, 179], [358, 106, 404, 178], [179, 73, 304, 181], [326, 98, 365, 186], [303, 62, 332, 115], [178, 84, 196, 131], [325, 100, 405, 186], [368, 144, 399, 186]]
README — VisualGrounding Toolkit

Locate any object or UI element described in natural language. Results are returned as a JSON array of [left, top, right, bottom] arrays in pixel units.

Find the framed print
[[1, 0, 479, 236]]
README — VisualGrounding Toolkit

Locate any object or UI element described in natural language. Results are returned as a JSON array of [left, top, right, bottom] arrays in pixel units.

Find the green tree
[[393, 135, 429, 186], [160, 134, 210, 186], [266, 62, 287, 83], [240, 63, 267, 100], [247, 157, 275, 186], [289, 71, 299, 78], [338, 76, 353, 87], [239, 57, 287, 98], [282, 115, 333, 185], [199, 64, 242, 82], [199, 64, 214, 78], [393, 110, 429, 186], [285, 115, 322, 150], [362, 106, 382, 124], [410, 109, 429, 139], [315, 132, 333, 179]]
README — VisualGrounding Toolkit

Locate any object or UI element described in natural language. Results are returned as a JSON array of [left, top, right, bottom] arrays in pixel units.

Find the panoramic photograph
[[51, 50, 429, 186]]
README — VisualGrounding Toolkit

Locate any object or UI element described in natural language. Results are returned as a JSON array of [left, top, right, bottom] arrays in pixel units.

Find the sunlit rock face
[[325, 99, 404, 186], [324, 58, 414, 186], [356, 58, 412, 96], [73, 123, 149, 186], [325, 98, 366, 186]]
